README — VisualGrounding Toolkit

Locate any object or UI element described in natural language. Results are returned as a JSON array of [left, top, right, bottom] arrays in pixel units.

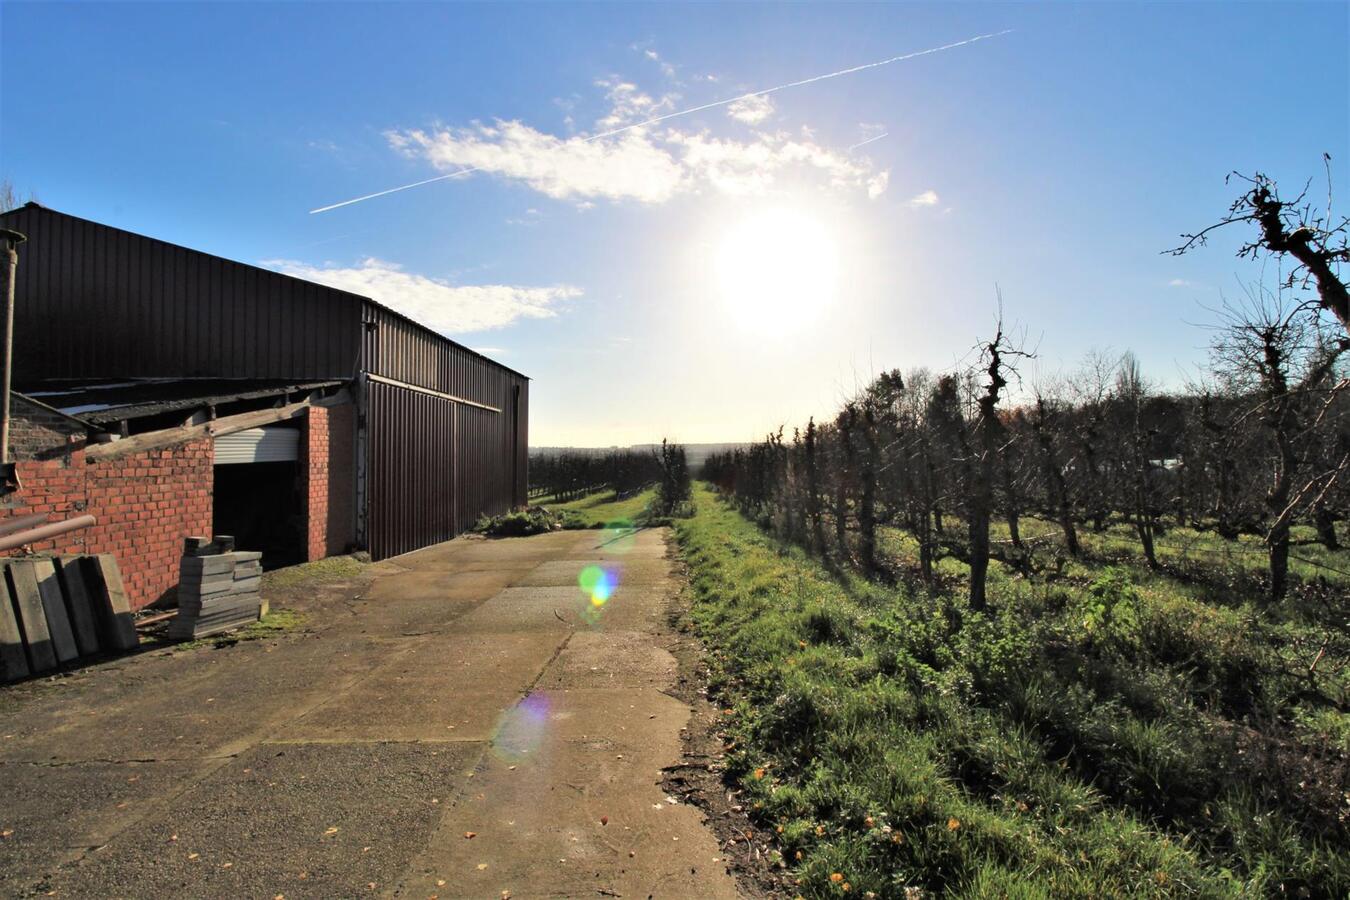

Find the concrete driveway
[[0, 527, 742, 899]]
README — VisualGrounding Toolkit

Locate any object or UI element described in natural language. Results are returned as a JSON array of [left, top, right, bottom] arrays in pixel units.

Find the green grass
[[175, 609, 308, 650], [545, 487, 658, 527], [261, 555, 367, 589], [674, 483, 1348, 898], [236, 607, 307, 639]]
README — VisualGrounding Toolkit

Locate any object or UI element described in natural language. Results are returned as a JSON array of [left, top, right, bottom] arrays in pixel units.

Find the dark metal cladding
[[364, 358, 528, 559], [366, 379, 458, 560], [360, 302, 527, 407], [2, 202, 530, 563], [360, 299, 529, 559], [0, 204, 362, 384]]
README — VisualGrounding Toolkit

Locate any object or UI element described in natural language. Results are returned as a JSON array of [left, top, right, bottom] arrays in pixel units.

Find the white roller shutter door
[[214, 426, 300, 465]]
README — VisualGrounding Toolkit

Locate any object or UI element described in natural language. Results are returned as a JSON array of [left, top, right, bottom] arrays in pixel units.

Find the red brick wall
[[83, 439, 213, 609], [7, 398, 357, 607], [302, 407, 329, 562], [301, 403, 355, 560], [3, 398, 214, 610], [3, 397, 92, 553]]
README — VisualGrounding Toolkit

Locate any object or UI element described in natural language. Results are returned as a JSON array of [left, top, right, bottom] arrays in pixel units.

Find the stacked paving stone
[[168, 536, 265, 640]]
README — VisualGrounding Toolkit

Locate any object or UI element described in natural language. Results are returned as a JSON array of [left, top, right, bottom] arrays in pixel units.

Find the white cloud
[[867, 171, 890, 200], [639, 46, 678, 80], [1167, 278, 1195, 288], [726, 94, 774, 125], [668, 129, 880, 197], [386, 120, 887, 204], [389, 123, 686, 204], [471, 346, 507, 355], [382, 73, 889, 206], [264, 257, 580, 334], [593, 77, 677, 129], [907, 189, 940, 208]]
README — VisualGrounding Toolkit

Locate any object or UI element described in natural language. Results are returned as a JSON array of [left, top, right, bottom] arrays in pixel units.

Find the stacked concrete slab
[[168, 536, 264, 641]]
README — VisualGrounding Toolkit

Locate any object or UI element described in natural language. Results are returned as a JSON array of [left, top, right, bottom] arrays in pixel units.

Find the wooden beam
[[85, 389, 351, 462]]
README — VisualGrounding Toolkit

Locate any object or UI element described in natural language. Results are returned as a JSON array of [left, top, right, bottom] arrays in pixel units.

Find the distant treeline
[[529, 447, 665, 501], [704, 334, 1346, 607], [533, 443, 747, 471]]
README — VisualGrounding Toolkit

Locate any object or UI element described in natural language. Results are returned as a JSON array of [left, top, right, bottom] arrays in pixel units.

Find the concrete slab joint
[[0, 526, 743, 899]]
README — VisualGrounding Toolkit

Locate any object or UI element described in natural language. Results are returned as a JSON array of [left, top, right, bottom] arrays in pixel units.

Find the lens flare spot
[[599, 518, 637, 554], [491, 693, 550, 763], [578, 565, 603, 594], [577, 564, 620, 624]]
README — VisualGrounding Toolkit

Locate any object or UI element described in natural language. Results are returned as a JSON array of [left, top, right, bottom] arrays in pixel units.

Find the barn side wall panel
[[1, 205, 363, 384], [361, 303, 528, 559], [365, 381, 457, 560]]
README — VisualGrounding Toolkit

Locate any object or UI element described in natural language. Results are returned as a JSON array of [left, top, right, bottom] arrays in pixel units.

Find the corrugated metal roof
[[0, 203, 526, 383], [27, 378, 343, 423]]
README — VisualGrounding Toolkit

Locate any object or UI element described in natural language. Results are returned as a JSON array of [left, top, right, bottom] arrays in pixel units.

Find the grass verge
[[547, 487, 658, 527], [674, 483, 1347, 898]]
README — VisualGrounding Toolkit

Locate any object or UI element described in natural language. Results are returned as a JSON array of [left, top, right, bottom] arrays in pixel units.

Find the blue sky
[[3, 1, 1346, 445]]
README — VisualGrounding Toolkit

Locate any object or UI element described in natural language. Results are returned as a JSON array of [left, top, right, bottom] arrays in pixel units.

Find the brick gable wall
[[5, 397, 356, 609]]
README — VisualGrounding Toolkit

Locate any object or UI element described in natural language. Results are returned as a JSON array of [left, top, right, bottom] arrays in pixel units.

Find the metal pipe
[[0, 227, 26, 483], [0, 514, 95, 552], [0, 511, 48, 537]]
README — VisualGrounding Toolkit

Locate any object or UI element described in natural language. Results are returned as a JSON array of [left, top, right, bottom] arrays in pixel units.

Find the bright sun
[[715, 207, 839, 336]]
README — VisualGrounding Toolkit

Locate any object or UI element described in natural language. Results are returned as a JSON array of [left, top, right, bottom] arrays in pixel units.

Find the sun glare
[[715, 207, 839, 336]]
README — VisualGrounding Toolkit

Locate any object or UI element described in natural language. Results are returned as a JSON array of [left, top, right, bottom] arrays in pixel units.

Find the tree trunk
[[1002, 455, 1022, 550], [804, 421, 826, 553], [1134, 499, 1157, 569], [917, 439, 936, 587], [1216, 456, 1239, 540], [834, 479, 847, 558], [1034, 403, 1080, 557], [1261, 333, 1298, 606], [1268, 519, 1291, 604], [1175, 458, 1189, 528], [858, 407, 878, 575], [967, 336, 1009, 613], [1314, 502, 1340, 550]]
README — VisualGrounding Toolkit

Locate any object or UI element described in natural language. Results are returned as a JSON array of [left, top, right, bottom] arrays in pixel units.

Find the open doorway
[[212, 425, 305, 569]]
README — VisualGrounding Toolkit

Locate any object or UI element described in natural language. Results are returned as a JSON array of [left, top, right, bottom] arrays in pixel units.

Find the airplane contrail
[[848, 132, 890, 152], [310, 29, 1012, 214]]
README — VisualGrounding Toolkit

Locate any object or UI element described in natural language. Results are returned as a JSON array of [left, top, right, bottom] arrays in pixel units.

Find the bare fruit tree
[[1209, 286, 1347, 602], [1171, 160, 1350, 336]]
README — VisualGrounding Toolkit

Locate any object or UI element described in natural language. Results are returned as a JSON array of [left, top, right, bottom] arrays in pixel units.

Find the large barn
[[0, 203, 528, 609]]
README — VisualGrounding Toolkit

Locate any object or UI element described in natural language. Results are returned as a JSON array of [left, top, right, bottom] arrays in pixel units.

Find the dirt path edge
[[658, 537, 796, 899]]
